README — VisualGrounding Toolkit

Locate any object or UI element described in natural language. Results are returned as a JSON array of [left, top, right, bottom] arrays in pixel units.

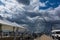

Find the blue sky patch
[[0, 1, 5, 6], [39, 0, 60, 10]]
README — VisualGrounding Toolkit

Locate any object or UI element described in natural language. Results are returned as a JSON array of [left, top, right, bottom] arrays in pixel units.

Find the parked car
[[51, 30, 60, 39]]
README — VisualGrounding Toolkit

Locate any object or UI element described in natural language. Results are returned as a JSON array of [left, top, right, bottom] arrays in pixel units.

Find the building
[[0, 19, 25, 36]]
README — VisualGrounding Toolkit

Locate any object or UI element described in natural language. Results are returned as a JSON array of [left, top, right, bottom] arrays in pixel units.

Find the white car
[[51, 30, 60, 38]]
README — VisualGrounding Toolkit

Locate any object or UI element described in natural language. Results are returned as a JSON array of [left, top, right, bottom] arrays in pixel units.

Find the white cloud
[[39, 2, 46, 7], [0, 0, 25, 18], [0, 5, 4, 10]]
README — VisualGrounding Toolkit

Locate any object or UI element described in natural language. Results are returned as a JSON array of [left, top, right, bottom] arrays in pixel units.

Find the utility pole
[[0, 24, 2, 39], [14, 27, 19, 40]]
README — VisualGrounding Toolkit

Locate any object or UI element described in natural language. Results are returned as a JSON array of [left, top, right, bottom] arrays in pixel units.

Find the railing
[[0, 32, 43, 40]]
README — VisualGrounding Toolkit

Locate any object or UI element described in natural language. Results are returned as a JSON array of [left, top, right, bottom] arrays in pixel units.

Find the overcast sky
[[0, 0, 60, 33]]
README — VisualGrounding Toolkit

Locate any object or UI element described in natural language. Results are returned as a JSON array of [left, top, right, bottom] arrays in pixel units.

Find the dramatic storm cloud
[[17, 0, 30, 5], [0, 0, 60, 33]]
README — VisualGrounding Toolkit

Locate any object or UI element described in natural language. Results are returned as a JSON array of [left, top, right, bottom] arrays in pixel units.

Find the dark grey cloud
[[5, 10, 53, 33], [17, 0, 30, 5]]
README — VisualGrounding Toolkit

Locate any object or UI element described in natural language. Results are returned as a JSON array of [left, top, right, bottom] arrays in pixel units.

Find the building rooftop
[[0, 19, 24, 28]]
